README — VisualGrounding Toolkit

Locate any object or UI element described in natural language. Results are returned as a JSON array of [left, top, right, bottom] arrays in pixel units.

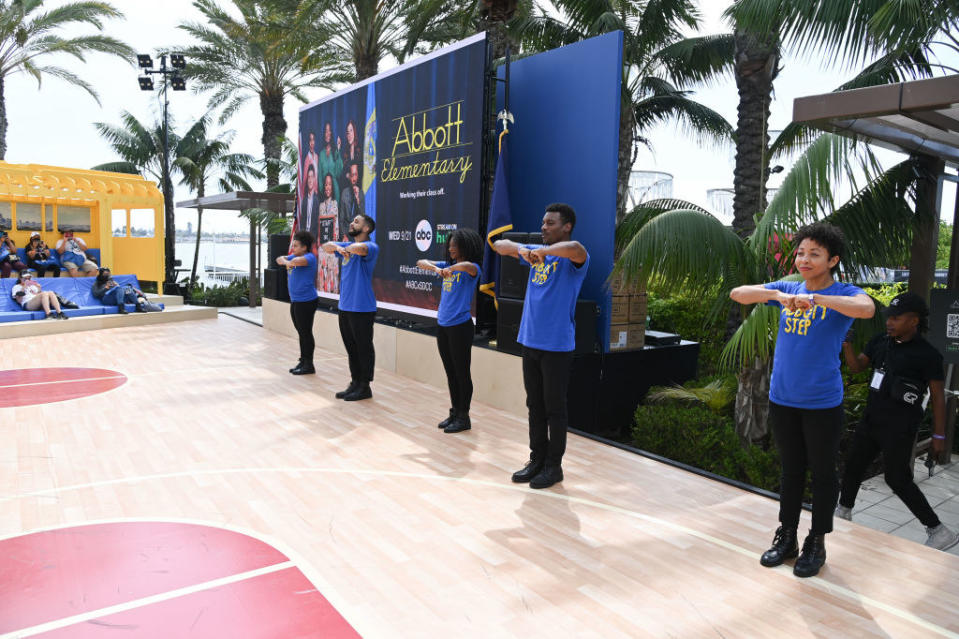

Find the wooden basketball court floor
[[2, 315, 959, 638]]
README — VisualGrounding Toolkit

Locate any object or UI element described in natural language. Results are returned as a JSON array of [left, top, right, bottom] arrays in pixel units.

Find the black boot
[[760, 526, 799, 567], [438, 408, 455, 429], [291, 362, 315, 375], [289, 359, 303, 373], [444, 413, 471, 433], [344, 383, 372, 401], [793, 533, 826, 578], [511, 458, 544, 483], [335, 381, 358, 399], [529, 465, 563, 489], [117, 304, 128, 315]]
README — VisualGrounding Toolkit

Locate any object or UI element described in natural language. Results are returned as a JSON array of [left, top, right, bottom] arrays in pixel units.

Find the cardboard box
[[628, 293, 647, 324], [609, 323, 645, 351], [610, 295, 630, 324]]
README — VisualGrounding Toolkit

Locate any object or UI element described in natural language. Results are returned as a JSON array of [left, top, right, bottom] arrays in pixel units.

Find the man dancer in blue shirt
[[322, 214, 379, 401], [494, 203, 589, 488]]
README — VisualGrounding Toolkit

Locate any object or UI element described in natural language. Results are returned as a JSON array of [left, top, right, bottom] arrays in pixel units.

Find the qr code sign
[[948, 314, 959, 339]]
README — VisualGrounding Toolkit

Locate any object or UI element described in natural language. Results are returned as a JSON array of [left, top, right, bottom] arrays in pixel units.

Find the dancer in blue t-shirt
[[730, 222, 875, 578], [322, 214, 378, 401], [494, 203, 589, 489], [276, 230, 318, 375], [417, 228, 483, 434]]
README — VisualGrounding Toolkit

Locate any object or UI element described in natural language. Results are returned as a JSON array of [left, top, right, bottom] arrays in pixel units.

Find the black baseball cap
[[886, 291, 928, 317]]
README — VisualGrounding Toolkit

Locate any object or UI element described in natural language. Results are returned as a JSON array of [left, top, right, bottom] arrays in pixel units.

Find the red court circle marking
[[0, 368, 127, 408], [0, 521, 360, 638]]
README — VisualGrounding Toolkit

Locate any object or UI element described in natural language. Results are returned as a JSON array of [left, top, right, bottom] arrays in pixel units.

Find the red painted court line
[[0, 378, 127, 408], [0, 523, 289, 632], [0, 368, 121, 386], [32, 566, 361, 639]]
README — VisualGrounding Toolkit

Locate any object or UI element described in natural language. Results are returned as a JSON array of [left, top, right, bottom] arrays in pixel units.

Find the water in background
[[175, 239, 269, 287]]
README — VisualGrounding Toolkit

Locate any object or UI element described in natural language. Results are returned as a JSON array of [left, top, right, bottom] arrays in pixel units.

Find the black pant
[[28, 260, 60, 277], [437, 320, 474, 415], [339, 310, 375, 384], [769, 401, 844, 535], [522, 346, 573, 467], [289, 300, 317, 365], [839, 415, 940, 528]]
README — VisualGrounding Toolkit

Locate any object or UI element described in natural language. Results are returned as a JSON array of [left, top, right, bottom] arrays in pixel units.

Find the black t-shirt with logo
[[863, 333, 944, 424]]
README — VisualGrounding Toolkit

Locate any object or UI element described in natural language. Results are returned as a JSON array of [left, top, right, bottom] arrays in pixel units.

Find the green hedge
[[189, 278, 252, 307], [647, 293, 726, 376]]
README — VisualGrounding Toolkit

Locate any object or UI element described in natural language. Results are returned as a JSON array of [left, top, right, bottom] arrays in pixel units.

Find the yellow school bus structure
[[0, 162, 165, 284]]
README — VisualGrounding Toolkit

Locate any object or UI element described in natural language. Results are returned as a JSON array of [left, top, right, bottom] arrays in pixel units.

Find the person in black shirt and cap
[[837, 291, 959, 551]]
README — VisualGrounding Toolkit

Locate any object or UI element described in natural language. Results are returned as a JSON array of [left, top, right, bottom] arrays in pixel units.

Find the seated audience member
[[1, 231, 27, 278], [11, 272, 67, 319], [56, 230, 97, 277], [25, 232, 61, 277], [92, 267, 148, 314]]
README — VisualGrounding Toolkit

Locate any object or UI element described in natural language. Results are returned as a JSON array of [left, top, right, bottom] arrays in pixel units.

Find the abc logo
[[415, 219, 432, 252]]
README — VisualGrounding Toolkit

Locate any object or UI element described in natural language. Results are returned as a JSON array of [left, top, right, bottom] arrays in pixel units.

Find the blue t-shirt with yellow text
[[517, 245, 589, 352], [286, 251, 318, 302], [764, 279, 867, 409], [434, 261, 478, 327], [335, 241, 378, 312]]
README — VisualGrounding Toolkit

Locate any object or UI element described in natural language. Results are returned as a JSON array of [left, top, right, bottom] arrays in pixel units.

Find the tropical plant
[[0, 0, 133, 159], [646, 378, 736, 415], [92, 110, 186, 283], [175, 115, 263, 294], [520, 0, 734, 223], [179, 0, 344, 188]]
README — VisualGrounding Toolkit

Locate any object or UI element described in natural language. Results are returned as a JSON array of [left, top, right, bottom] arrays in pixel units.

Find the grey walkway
[[851, 455, 959, 556]]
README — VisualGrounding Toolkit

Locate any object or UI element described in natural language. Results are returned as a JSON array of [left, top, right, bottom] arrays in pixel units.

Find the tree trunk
[[189, 182, 205, 297], [249, 217, 259, 307], [355, 52, 378, 82], [909, 154, 944, 300], [163, 175, 176, 287], [731, 29, 778, 239], [616, 92, 635, 225], [481, 0, 516, 60], [735, 358, 771, 442], [260, 89, 287, 190], [0, 74, 7, 161]]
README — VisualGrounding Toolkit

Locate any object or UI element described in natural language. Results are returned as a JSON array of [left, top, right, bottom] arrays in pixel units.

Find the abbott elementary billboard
[[298, 33, 486, 319]]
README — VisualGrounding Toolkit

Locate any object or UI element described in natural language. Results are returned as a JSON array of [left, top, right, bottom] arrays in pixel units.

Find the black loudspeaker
[[268, 233, 291, 263], [496, 298, 598, 355], [498, 231, 530, 300], [263, 267, 289, 302]]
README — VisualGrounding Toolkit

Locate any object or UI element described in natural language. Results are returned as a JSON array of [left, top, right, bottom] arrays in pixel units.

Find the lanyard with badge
[[872, 337, 930, 410]]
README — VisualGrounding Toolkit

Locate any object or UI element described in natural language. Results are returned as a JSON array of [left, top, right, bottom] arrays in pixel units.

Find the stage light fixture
[[138, 76, 154, 90], [171, 75, 186, 91], [170, 54, 186, 69], [137, 54, 153, 68]]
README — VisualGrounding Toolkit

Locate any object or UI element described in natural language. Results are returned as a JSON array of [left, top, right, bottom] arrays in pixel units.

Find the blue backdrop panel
[[497, 31, 622, 351]]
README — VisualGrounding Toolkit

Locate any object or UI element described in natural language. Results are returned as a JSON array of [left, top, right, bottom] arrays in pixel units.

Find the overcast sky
[[4, 1, 953, 233]]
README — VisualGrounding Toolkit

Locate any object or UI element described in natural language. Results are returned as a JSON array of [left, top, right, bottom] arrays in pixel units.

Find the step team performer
[[322, 214, 378, 401], [276, 229, 318, 375], [416, 228, 483, 434], [494, 203, 589, 489], [837, 291, 959, 551], [730, 222, 874, 577]]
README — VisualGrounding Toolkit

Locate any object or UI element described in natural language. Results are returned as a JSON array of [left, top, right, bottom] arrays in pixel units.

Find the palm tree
[[0, 0, 134, 159], [613, 132, 919, 439], [175, 115, 263, 294], [521, 0, 734, 223], [179, 0, 344, 189], [92, 110, 185, 282]]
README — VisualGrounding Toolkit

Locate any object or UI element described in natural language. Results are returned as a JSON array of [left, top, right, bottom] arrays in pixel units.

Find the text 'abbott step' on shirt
[[335, 241, 378, 312], [764, 279, 866, 409], [286, 251, 318, 302], [517, 245, 589, 352], [434, 261, 479, 327]]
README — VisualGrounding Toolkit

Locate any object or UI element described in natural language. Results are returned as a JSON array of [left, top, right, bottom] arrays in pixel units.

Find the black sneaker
[[289, 360, 303, 373], [793, 533, 826, 578], [438, 409, 456, 429], [529, 466, 563, 489], [760, 526, 799, 568], [117, 305, 128, 315], [290, 364, 315, 375], [335, 382, 358, 399], [444, 415, 471, 433], [57, 311, 69, 320], [344, 384, 372, 401], [511, 459, 544, 483]]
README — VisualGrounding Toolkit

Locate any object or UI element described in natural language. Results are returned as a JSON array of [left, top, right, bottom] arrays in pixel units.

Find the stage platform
[[1, 316, 958, 638]]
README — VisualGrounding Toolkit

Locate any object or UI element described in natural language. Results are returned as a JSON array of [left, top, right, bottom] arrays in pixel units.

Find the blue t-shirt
[[335, 241, 378, 312], [286, 252, 318, 302], [434, 261, 478, 327], [517, 245, 590, 352], [764, 279, 867, 409]]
